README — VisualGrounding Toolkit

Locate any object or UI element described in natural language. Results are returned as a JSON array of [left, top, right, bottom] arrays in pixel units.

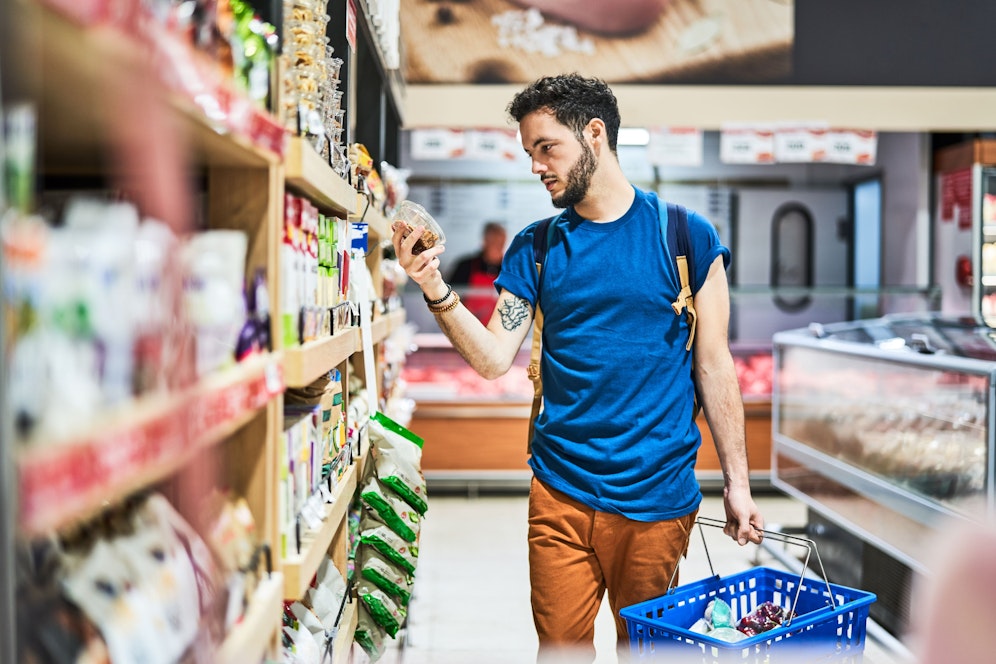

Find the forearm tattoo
[[498, 297, 530, 331]]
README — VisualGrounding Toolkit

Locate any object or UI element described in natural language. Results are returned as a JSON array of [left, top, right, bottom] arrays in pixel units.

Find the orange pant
[[528, 477, 697, 663]]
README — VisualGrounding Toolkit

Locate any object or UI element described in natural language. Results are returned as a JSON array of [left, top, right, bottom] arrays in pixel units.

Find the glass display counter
[[772, 314, 996, 575], [403, 334, 774, 487]]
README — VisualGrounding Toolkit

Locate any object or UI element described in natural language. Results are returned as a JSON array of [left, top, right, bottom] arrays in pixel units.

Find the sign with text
[[647, 128, 703, 167], [720, 124, 775, 164], [773, 123, 829, 163]]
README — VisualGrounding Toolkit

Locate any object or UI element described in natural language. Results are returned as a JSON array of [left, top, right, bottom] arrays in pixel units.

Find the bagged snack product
[[359, 522, 418, 575], [357, 581, 406, 638], [355, 603, 388, 661], [369, 412, 428, 514], [360, 548, 413, 605], [373, 452, 427, 516], [360, 476, 420, 543]]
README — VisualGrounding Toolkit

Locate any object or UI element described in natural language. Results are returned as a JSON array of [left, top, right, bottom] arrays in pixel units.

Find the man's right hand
[[392, 221, 448, 299]]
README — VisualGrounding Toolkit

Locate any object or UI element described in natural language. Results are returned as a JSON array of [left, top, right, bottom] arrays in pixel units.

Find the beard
[[551, 141, 597, 209]]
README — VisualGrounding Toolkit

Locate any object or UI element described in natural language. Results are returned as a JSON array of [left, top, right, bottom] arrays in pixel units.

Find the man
[[392, 73, 763, 662], [447, 221, 508, 323]]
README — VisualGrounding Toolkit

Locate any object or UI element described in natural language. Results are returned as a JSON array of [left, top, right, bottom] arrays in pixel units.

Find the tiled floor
[[369, 490, 915, 664]]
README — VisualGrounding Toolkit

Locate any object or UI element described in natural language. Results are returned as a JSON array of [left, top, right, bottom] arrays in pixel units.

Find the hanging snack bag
[[369, 411, 428, 514], [355, 603, 388, 662], [357, 580, 406, 638], [360, 476, 420, 543], [360, 548, 413, 605], [370, 411, 423, 466], [359, 520, 418, 575], [373, 448, 428, 516]]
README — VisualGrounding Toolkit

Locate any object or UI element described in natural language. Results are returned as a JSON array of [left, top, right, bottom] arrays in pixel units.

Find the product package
[[357, 580, 406, 638], [354, 603, 388, 662], [359, 548, 413, 605], [369, 411, 427, 515], [359, 476, 420, 543], [358, 520, 418, 575]]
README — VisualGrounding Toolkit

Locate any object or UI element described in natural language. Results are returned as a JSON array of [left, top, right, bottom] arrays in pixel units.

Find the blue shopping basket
[[620, 517, 877, 663]]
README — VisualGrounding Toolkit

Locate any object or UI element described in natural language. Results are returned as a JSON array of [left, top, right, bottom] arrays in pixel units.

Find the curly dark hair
[[507, 73, 621, 154]]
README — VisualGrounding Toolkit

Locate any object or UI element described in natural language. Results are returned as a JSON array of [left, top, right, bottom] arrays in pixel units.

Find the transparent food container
[[393, 201, 446, 255]]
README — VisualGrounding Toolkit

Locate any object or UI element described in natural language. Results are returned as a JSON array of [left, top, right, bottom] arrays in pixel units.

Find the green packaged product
[[374, 452, 427, 516], [369, 411, 428, 515], [359, 521, 418, 575], [358, 581, 406, 638], [360, 476, 420, 543], [354, 604, 387, 661], [360, 548, 413, 605]]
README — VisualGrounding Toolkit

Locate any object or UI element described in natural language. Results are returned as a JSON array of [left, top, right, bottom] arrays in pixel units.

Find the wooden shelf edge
[[286, 137, 357, 217], [350, 195, 391, 240], [283, 329, 360, 388], [28, 2, 283, 172], [217, 572, 284, 664], [17, 353, 284, 536], [331, 599, 359, 664], [369, 308, 406, 345], [282, 463, 358, 599]]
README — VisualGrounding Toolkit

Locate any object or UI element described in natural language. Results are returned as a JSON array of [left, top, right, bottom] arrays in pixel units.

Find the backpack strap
[[527, 215, 559, 453], [663, 201, 698, 351]]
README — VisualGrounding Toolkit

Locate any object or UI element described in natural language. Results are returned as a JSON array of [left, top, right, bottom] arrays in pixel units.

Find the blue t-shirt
[[495, 187, 730, 522]]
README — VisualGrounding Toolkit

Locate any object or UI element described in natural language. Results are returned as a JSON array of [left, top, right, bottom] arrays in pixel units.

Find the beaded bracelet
[[423, 284, 453, 306], [428, 292, 461, 315]]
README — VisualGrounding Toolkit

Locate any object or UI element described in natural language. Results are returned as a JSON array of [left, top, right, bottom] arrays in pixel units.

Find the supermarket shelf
[[282, 463, 358, 599], [331, 599, 359, 664], [24, 0, 282, 173], [17, 354, 284, 536], [355, 0, 406, 126], [217, 572, 284, 664], [285, 137, 358, 218], [350, 193, 392, 240], [370, 309, 407, 345], [284, 328, 360, 388]]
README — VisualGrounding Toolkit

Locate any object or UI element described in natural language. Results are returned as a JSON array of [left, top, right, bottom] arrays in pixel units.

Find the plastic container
[[392, 201, 446, 254], [619, 519, 876, 663]]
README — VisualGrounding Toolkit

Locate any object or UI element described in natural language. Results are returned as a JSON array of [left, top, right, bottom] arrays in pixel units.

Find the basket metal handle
[[667, 516, 837, 626]]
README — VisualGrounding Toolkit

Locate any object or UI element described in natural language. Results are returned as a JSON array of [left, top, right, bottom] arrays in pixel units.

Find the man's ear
[[586, 118, 607, 152]]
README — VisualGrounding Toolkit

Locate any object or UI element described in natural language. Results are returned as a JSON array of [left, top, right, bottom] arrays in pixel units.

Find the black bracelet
[[423, 284, 453, 306]]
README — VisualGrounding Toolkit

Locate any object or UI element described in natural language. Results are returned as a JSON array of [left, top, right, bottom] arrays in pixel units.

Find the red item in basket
[[736, 601, 793, 637]]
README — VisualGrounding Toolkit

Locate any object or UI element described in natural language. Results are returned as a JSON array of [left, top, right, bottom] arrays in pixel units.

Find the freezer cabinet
[[771, 314, 996, 574]]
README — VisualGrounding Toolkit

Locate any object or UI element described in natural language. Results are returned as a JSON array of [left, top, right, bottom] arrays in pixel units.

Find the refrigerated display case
[[772, 314, 996, 579], [404, 333, 774, 488]]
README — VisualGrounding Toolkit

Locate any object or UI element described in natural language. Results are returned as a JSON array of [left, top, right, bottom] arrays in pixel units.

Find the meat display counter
[[772, 314, 996, 632], [403, 333, 774, 490]]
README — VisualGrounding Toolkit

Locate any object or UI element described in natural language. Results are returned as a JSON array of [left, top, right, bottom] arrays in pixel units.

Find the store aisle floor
[[372, 490, 914, 664]]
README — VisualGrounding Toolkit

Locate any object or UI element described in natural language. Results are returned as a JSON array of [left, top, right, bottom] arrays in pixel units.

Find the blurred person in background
[[447, 221, 508, 323], [392, 73, 763, 662]]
